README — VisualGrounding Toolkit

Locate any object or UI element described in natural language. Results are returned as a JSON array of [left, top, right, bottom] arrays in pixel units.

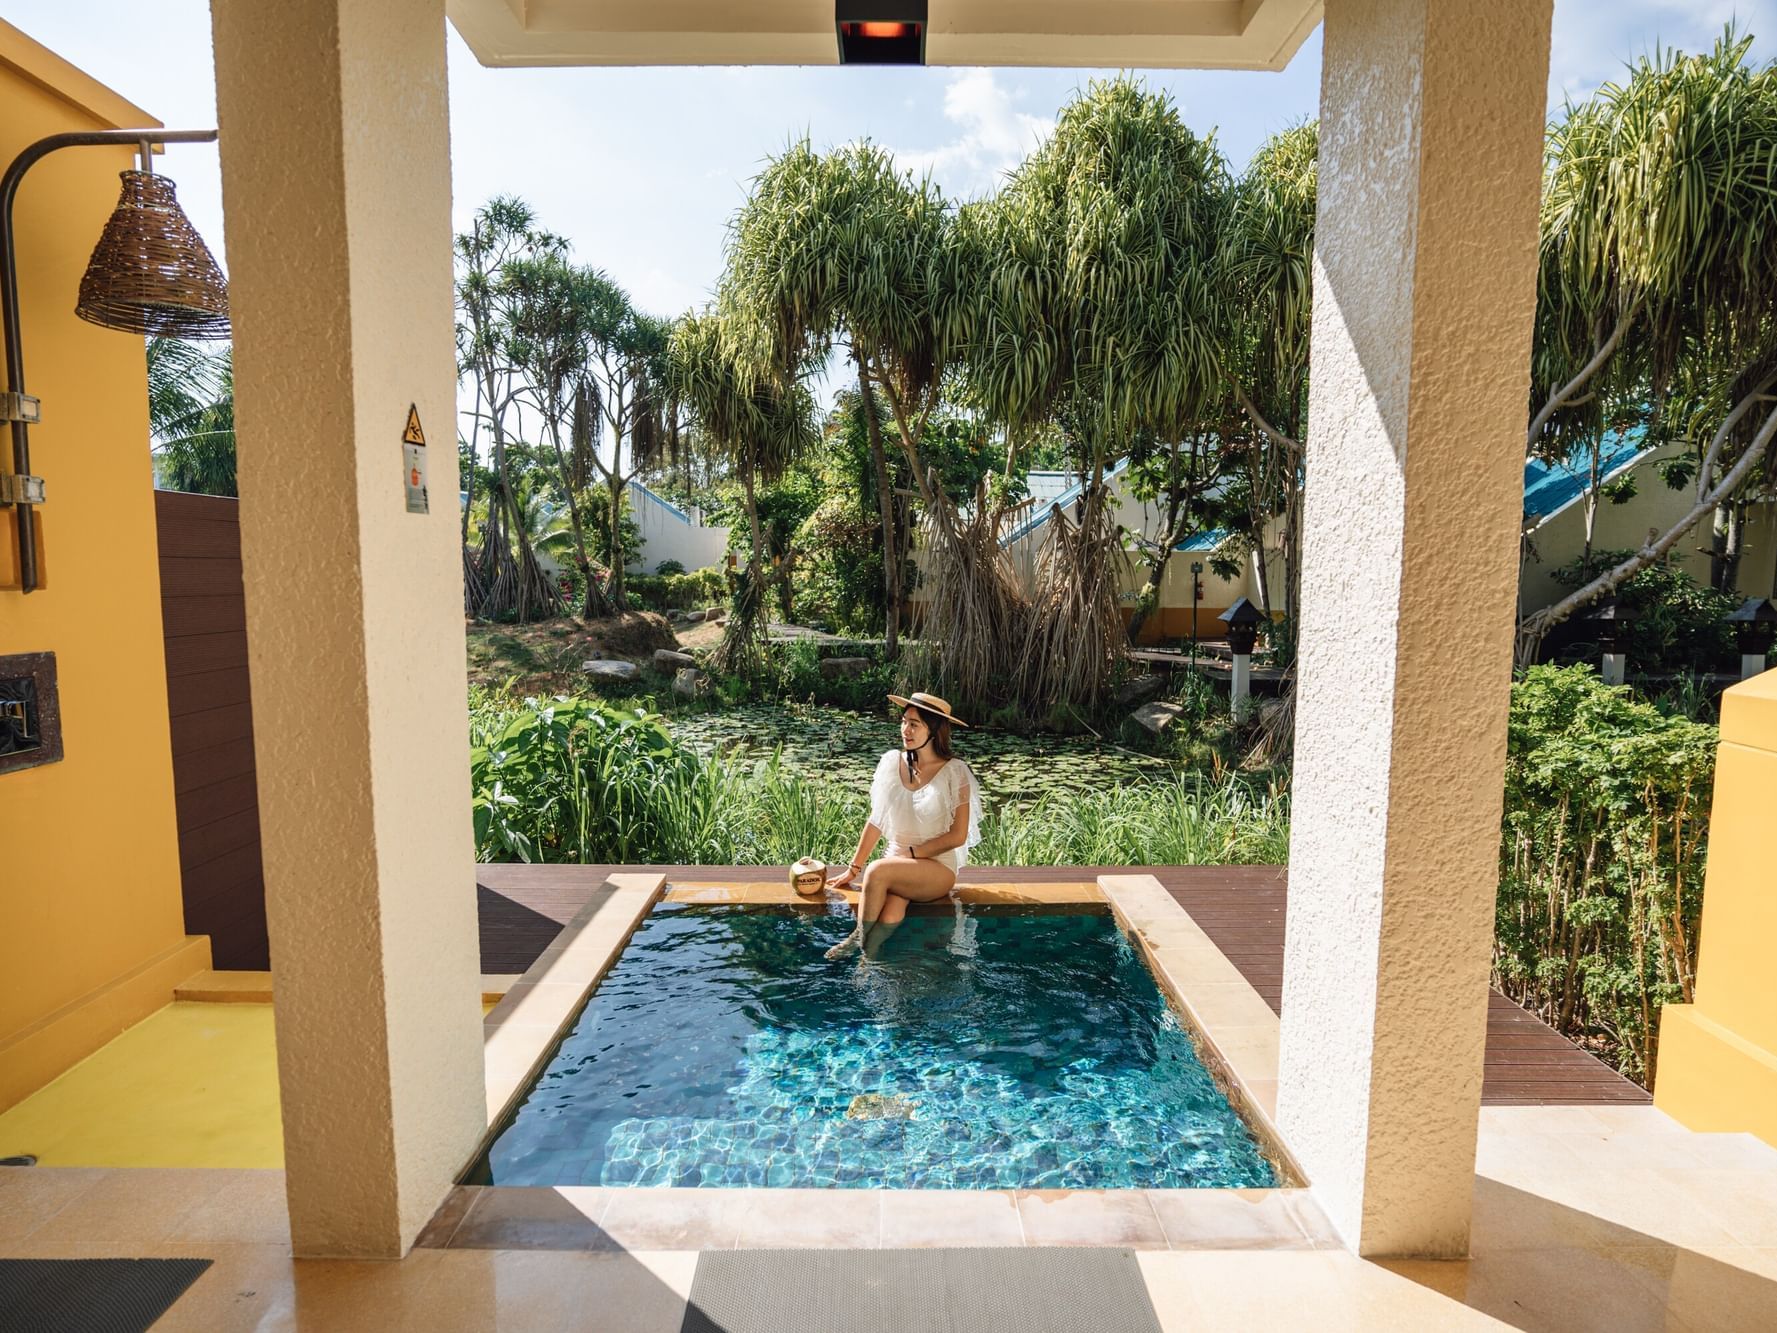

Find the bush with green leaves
[[1549, 552, 1737, 673], [626, 566, 727, 612], [1495, 665, 1715, 1085], [467, 686, 1289, 870]]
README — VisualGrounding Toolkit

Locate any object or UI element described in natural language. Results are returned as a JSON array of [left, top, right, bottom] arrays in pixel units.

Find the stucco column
[[210, 0, 484, 1257], [1276, 0, 1551, 1257]]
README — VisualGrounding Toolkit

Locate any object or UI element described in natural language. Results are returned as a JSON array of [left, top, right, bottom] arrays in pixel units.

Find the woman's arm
[[908, 784, 971, 858], [829, 820, 884, 887]]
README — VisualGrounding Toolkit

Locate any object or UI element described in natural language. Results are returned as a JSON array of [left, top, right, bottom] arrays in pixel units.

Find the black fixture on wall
[[1, 129, 227, 594], [836, 0, 927, 64]]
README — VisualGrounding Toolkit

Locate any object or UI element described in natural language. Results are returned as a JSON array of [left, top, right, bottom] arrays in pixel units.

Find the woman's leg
[[865, 893, 910, 955], [826, 856, 955, 958]]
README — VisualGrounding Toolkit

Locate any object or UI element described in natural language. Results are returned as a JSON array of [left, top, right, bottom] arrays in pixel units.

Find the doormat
[[681, 1247, 1163, 1333], [0, 1258, 212, 1333]]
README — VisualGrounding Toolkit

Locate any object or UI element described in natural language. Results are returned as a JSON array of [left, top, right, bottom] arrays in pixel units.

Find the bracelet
[[848, 862, 863, 873], [910, 843, 921, 859]]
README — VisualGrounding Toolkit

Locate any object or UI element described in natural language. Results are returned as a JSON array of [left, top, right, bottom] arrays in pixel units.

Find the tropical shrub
[[627, 567, 727, 611], [467, 687, 1290, 869], [1495, 665, 1715, 1084], [1549, 552, 1737, 673]]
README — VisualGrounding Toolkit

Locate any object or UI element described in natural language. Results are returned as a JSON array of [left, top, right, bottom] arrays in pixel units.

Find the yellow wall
[[0, 24, 207, 1112], [1655, 668, 1777, 1146]]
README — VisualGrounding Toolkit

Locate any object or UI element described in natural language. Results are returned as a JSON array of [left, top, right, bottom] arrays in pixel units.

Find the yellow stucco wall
[[1655, 668, 1777, 1146], [0, 24, 208, 1112]]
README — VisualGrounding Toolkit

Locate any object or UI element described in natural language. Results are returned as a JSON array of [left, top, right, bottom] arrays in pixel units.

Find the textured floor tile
[[596, 1188, 744, 1249], [26, 1167, 227, 1245], [164, 1168, 291, 1247], [1146, 1189, 1311, 1250], [1015, 1189, 1166, 1249], [730, 1189, 881, 1249], [0, 1166, 107, 1245], [448, 1186, 614, 1250], [878, 1189, 1024, 1248]]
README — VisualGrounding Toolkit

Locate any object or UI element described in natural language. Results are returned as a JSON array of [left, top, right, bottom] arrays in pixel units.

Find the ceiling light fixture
[[836, 1, 926, 65]]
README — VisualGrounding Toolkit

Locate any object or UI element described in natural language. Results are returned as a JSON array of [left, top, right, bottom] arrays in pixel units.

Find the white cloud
[[888, 69, 1052, 196], [1547, 0, 1777, 108]]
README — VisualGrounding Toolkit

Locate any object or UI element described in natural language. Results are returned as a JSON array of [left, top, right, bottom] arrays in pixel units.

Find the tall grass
[[467, 687, 1288, 867]]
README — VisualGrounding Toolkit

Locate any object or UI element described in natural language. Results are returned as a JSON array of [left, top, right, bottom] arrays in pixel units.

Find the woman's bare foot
[[825, 930, 862, 960]]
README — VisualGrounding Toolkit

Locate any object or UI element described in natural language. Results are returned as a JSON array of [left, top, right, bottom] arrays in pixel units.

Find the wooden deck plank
[[472, 863, 1649, 1106]]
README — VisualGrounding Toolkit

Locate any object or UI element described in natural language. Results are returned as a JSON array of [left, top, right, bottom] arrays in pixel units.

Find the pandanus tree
[[719, 139, 980, 664], [1519, 32, 1777, 658], [497, 252, 616, 618], [455, 196, 561, 622], [147, 337, 237, 497], [961, 77, 1227, 708], [1209, 122, 1318, 655], [668, 311, 817, 673]]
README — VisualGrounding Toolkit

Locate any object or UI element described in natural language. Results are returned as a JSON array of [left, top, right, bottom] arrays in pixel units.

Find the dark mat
[[0, 1258, 212, 1333], [681, 1248, 1164, 1333]]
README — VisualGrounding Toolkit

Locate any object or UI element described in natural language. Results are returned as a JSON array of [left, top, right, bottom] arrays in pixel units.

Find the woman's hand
[[827, 863, 859, 890]]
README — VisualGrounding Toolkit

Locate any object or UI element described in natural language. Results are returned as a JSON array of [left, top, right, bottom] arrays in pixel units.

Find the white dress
[[867, 750, 983, 873]]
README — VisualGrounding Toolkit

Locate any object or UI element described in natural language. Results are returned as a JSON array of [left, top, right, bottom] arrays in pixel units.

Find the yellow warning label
[[403, 404, 426, 446]]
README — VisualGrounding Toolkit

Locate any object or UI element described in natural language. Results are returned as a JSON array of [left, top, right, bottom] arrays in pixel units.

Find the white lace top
[[867, 750, 983, 872]]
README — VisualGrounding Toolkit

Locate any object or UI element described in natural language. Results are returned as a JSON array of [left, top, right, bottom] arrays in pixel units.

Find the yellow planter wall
[[1655, 669, 1777, 1146], [0, 23, 207, 1112]]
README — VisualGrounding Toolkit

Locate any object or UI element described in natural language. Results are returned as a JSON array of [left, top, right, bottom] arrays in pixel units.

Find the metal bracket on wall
[[0, 391, 38, 423], [0, 473, 44, 505]]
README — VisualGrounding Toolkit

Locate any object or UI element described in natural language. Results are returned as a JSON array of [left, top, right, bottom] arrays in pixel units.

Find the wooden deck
[[476, 862, 1649, 1107]]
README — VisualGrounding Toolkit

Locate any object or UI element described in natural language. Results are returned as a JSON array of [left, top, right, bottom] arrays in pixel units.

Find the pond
[[669, 702, 1176, 807]]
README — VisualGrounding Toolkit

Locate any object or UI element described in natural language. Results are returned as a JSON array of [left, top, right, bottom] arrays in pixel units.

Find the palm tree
[[455, 196, 562, 622], [1212, 121, 1318, 653], [961, 77, 1228, 709], [668, 310, 816, 673], [720, 140, 976, 666], [498, 252, 616, 618], [1519, 32, 1777, 655], [147, 337, 236, 496]]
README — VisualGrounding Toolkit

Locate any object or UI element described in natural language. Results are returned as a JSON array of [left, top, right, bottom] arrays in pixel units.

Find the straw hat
[[887, 691, 969, 728]]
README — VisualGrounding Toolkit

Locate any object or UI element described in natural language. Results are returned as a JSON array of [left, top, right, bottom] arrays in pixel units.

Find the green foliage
[[764, 640, 897, 711], [1496, 666, 1715, 1083], [467, 687, 1288, 868], [148, 338, 236, 497], [654, 558, 686, 576], [627, 566, 726, 611], [1551, 551, 1737, 671]]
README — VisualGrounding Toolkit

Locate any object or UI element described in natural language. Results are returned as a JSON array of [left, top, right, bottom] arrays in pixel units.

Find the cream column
[[209, 0, 484, 1257], [1276, 0, 1552, 1257]]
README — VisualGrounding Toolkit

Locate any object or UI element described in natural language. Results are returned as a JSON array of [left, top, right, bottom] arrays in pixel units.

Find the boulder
[[685, 610, 706, 623], [653, 648, 698, 672], [1115, 673, 1167, 708], [704, 607, 726, 624], [673, 667, 709, 699], [1132, 701, 1186, 735], [819, 656, 872, 679], [583, 659, 641, 683], [667, 608, 688, 623]]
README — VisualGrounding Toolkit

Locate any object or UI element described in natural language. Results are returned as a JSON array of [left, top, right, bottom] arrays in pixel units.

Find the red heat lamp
[[837, 2, 926, 64]]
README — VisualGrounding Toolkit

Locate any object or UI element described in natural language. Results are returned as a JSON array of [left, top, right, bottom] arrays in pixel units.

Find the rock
[[583, 659, 640, 682], [653, 648, 698, 672], [667, 608, 688, 623], [673, 667, 709, 699], [704, 607, 726, 625], [1132, 701, 1186, 734], [819, 656, 872, 679], [685, 610, 706, 623], [1115, 673, 1167, 708]]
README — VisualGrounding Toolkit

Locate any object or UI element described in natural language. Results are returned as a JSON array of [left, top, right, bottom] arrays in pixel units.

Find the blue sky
[[7, 1, 1775, 324]]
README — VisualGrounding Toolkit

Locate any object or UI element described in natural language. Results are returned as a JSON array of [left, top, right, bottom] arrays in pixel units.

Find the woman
[[824, 692, 982, 959]]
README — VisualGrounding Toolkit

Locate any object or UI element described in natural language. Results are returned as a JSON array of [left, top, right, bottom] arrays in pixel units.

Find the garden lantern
[[1727, 597, 1777, 680], [1587, 598, 1636, 685], [835, 1, 926, 64], [2, 129, 224, 594], [1219, 596, 1265, 720], [1189, 559, 1204, 664]]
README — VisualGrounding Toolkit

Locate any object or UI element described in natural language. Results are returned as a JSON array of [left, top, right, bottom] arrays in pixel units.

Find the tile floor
[[4, 1105, 1775, 1331]]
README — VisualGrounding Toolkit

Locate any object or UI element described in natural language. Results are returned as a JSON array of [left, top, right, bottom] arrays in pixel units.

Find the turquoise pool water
[[469, 902, 1277, 1190]]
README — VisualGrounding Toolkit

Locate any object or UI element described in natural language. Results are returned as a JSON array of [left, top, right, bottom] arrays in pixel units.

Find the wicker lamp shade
[[76, 170, 230, 339]]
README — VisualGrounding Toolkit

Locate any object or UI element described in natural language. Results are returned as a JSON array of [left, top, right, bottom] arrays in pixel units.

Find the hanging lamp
[[76, 148, 230, 339]]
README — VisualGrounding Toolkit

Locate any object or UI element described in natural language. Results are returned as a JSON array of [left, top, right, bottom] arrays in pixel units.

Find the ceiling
[[446, 0, 1324, 70]]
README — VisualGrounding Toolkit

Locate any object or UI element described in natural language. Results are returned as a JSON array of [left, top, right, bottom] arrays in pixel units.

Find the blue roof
[[1523, 429, 1651, 521], [627, 479, 690, 523], [1174, 528, 1227, 553], [1002, 457, 1132, 547]]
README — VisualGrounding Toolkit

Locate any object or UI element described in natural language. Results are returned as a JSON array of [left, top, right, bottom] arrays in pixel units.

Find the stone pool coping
[[463, 871, 1316, 1251]]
